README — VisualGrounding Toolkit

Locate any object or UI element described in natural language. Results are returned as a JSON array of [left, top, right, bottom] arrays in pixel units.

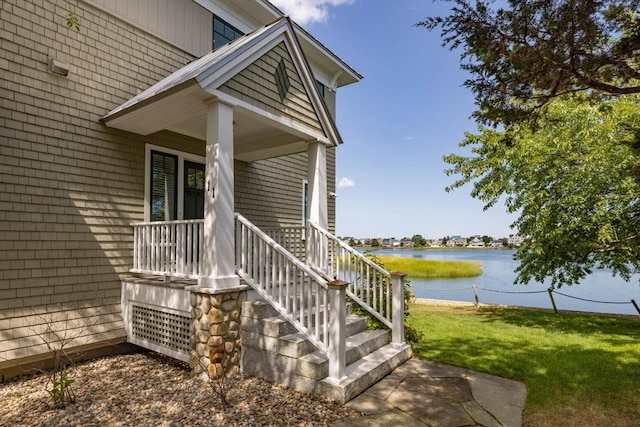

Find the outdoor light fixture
[[48, 58, 69, 77]]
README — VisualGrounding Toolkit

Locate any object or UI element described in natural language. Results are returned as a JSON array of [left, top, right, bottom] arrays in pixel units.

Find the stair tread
[[345, 344, 409, 377], [298, 329, 390, 364], [329, 343, 412, 386], [277, 315, 369, 341]]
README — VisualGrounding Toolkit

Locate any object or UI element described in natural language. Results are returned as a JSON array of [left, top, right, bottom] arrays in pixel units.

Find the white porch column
[[198, 100, 239, 289], [326, 279, 348, 383], [391, 272, 406, 347], [307, 141, 328, 229], [307, 141, 328, 271]]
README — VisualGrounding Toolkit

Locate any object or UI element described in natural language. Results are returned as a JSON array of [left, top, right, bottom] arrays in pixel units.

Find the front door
[[184, 161, 205, 220]]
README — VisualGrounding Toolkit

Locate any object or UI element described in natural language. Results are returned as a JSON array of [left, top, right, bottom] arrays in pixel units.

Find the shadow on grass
[[408, 306, 640, 410], [476, 306, 639, 338]]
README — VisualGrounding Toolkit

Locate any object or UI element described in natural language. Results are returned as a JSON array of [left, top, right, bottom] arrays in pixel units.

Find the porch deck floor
[[124, 275, 197, 289]]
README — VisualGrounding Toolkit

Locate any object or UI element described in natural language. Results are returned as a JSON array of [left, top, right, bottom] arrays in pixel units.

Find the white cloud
[[403, 136, 414, 140], [338, 177, 356, 188], [271, 0, 355, 25]]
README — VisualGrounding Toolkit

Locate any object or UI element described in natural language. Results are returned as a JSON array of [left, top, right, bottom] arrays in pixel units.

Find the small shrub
[[28, 306, 94, 409], [191, 352, 238, 408], [48, 369, 75, 408]]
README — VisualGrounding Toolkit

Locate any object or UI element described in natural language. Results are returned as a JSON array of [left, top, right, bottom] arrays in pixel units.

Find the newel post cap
[[327, 279, 349, 288]]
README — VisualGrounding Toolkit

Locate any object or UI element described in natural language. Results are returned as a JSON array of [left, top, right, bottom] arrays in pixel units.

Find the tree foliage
[[444, 95, 640, 286], [417, 0, 640, 125], [412, 234, 427, 246]]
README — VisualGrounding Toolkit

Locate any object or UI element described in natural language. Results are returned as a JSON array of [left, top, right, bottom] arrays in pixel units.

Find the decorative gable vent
[[274, 58, 290, 102]]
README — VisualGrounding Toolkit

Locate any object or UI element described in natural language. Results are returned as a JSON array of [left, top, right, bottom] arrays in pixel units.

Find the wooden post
[[390, 272, 406, 347], [326, 279, 348, 384], [472, 284, 479, 307], [631, 299, 640, 316], [547, 288, 558, 313]]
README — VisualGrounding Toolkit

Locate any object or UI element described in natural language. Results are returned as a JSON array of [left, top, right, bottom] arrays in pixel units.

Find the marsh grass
[[408, 303, 640, 426], [375, 255, 482, 278]]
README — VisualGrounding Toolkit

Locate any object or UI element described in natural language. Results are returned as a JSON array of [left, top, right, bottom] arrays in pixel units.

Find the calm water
[[370, 248, 640, 316]]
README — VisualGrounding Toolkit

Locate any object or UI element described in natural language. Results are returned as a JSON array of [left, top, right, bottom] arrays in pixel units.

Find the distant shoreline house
[[508, 234, 525, 247], [467, 236, 485, 247], [0, 0, 410, 401]]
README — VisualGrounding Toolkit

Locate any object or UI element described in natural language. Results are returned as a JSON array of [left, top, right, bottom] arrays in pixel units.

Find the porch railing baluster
[[306, 222, 395, 330], [234, 214, 330, 357], [130, 219, 204, 279]]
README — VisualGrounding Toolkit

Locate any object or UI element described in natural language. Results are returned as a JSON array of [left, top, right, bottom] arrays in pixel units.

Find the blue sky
[[272, 0, 517, 239]]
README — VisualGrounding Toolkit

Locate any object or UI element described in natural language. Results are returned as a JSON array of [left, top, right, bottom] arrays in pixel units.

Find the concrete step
[[245, 284, 325, 308], [242, 297, 333, 321], [296, 329, 391, 379], [242, 315, 371, 358], [317, 343, 413, 404], [241, 309, 367, 338], [240, 297, 412, 404], [242, 300, 366, 333]]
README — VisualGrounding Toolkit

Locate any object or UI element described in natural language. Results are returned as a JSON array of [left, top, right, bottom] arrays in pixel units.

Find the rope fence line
[[479, 287, 547, 295], [411, 285, 475, 292], [409, 283, 640, 315], [552, 291, 631, 305]]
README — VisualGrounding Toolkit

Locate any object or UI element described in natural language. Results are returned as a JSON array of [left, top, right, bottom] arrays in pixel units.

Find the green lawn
[[407, 303, 640, 426], [374, 255, 482, 278]]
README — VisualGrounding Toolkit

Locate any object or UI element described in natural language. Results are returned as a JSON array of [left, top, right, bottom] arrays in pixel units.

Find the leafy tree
[[417, 0, 640, 125], [412, 234, 427, 247], [482, 235, 492, 246], [370, 238, 380, 248], [444, 94, 640, 286], [441, 236, 449, 246]]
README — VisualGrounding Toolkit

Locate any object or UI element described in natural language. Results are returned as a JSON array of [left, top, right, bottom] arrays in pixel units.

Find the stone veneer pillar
[[189, 288, 247, 379]]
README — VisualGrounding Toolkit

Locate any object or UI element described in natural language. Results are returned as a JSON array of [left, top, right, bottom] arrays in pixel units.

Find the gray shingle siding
[[0, 0, 337, 367]]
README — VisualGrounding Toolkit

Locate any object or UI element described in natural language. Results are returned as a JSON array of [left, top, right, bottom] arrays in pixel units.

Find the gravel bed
[[0, 352, 361, 426]]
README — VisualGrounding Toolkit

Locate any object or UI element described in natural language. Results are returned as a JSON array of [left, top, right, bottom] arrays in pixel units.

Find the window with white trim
[[145, 145, 205, 222], [213, 15, 243, 50], [150, 151, 178, 222]]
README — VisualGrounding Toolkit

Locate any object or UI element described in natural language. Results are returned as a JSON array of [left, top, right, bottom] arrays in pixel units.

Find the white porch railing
[[307, 222, 393, 329], [131, 219, 204, 279], [235, 214, 330, 353], [263, 225, 306, 261]]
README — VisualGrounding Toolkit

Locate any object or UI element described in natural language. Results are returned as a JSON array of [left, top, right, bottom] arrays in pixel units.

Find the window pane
[[185, 167, 205, 191], [195, 170, 204, 190], [150, 151, 177, 221], [213, 16, 244, 50], [214, 19, 224, 34]]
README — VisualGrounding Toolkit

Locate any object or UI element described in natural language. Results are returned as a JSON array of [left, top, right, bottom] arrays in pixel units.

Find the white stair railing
[[263, 225, 306, 261], [307, 222, 393, 329], [131, 220, 204, 279], [235, 214, 330, 354]]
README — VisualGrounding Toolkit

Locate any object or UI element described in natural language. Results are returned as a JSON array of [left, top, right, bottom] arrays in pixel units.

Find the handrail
[[307, 222, 393, 328], [235, 213, 329, 353], [130, 219, 205, 227]]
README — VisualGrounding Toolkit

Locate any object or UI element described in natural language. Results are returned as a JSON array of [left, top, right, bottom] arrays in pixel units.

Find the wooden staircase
[[240, 299, 412, 403]]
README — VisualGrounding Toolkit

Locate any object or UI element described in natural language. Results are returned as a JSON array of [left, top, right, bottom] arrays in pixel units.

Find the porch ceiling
[[102, 84, 316, 162]]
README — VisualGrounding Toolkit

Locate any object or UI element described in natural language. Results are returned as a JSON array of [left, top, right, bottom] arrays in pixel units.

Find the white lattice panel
[[131, 304, 191, 361]]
